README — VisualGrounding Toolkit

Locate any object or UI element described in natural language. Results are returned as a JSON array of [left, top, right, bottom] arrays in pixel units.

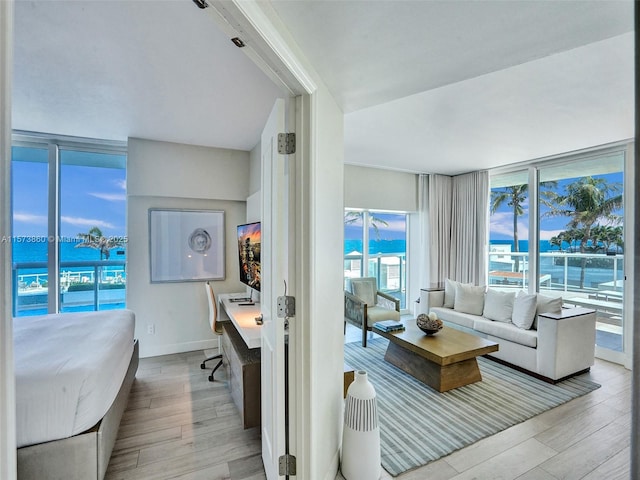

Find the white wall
[[127, 138, 250, 358]]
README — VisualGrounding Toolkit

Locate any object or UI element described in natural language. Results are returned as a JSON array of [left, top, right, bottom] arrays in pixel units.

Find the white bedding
[[14, 310, 135, 448]]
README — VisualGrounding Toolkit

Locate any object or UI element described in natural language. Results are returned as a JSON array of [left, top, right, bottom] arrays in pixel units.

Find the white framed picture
[[149, 209, 225, 283]]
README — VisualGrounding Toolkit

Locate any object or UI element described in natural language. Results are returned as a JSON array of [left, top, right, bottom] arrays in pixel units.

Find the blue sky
[[12, 159, 126, 238], [490, 172, 624, 243]]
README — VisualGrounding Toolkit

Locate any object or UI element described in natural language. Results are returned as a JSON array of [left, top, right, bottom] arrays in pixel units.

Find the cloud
[[61, 216, 116, 230], [115, 179, 126, 190], [13, 212, 47, 224], [489, 212, 529, 239], [89, 192, 126, 201], [540, 229, 566, 241]]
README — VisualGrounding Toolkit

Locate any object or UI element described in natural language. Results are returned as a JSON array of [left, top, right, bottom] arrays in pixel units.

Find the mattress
[[14, 309, 135, 448]]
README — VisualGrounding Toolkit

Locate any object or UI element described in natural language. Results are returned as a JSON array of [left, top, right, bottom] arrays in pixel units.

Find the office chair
[[200, 281, 224, 382]]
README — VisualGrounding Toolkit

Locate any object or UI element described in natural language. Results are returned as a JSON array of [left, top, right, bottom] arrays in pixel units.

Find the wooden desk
[[218, 294, 262, 348], [218, 293, 262, 429]]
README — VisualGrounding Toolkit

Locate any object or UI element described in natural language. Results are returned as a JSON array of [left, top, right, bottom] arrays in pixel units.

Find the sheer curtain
[[421, 171, 488, 288], [449, 171, 489, 284]]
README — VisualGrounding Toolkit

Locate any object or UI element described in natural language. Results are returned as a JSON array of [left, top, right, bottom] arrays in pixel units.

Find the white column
[[0, 1, 17, 479]]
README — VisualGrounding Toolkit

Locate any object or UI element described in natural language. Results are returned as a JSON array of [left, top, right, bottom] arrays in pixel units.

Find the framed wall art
[[149, 209, 225, 283]]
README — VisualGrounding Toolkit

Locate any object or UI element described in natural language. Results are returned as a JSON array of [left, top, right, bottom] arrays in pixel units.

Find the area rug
[[343, 338, 600, 477]]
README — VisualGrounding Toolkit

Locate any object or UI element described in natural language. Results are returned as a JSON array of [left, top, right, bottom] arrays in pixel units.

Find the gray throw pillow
[[454, 283, 486, 316], [511, 291, 537, 330], [482, 289, 515, 322]]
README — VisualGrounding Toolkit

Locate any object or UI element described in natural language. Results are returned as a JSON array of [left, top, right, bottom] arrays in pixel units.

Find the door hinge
[[279, 454, 296, 476], [277, 133, 296, 154], [277, 295, 295, 318]]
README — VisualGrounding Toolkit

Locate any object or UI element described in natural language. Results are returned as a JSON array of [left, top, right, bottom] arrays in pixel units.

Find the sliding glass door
[[489, 146, 628, 363], [538, 153, 625, 356]]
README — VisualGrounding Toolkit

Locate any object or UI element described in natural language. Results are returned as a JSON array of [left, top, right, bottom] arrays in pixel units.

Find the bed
[[14, 309, 138, 480]]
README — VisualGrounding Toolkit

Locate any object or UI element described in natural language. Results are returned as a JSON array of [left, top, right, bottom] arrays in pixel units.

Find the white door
[[261, 98, 288, 479]]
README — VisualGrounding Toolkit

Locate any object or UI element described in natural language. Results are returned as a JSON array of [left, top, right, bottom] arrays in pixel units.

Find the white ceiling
[[12, 1, 635, 175]]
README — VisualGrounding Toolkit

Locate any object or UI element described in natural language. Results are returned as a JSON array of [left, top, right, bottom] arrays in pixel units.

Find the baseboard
[[140, 339, 218, 358]]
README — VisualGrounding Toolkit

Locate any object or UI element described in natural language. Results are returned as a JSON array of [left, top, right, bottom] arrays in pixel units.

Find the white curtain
[[418, 174, 430, 288], [449, 171, 489, 285], [427, 174, 453, 287]]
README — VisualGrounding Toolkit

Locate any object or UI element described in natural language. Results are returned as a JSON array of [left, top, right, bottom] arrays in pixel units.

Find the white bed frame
[[17, 339, 139, 480]]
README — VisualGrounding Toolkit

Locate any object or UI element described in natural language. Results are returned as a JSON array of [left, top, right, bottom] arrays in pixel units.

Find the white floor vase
[[341, 370, 381, 480]]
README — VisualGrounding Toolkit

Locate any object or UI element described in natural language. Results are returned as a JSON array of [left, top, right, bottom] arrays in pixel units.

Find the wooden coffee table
[[373, 321, 498, 392]]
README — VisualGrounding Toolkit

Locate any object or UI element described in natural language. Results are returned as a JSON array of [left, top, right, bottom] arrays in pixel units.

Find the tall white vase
[[341, 370, 381, 480]]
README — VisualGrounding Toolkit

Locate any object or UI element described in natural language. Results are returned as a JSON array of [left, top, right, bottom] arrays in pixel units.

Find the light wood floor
[[105, 349, 265, 480], [107, 330, 632, 480]]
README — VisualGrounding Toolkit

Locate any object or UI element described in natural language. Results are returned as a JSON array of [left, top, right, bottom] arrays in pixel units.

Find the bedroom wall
[[127, 137, 250, 358]]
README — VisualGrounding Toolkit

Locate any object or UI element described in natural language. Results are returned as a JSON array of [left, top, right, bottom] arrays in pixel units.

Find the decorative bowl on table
[[416, 312, 443, 335]]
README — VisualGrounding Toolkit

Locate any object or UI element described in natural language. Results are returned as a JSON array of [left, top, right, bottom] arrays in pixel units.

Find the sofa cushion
[[482, 289, 515, 322], [365, 306, 400, 327], [473, 317, 538, 348], [431, 306, 477, 329], [454, 283, 485, 316], [512, 292, 537, 330], [443, 279, 459, 308]]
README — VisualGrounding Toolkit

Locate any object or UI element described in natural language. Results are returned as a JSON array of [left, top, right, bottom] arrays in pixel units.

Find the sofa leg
[[362, 325, 367, 347]]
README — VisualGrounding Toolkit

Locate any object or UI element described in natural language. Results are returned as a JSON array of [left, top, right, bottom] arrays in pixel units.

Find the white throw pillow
[[533, 294, 563, 329], [454, 283, 486, 316], [511, 291, 537, 330], [353, 281, 376, 307], [443, 279, 458, 308], [482, 289, 515, 322]]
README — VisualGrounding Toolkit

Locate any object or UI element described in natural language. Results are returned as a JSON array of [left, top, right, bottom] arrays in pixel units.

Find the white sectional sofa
[[419, 281, 597, 382]]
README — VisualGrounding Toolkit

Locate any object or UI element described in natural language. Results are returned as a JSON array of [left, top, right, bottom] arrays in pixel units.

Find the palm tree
[[491, 182, 556, 272], [490, 185, 527, 272], [76, 226, 125, 260], [543, 176, 622, 288]]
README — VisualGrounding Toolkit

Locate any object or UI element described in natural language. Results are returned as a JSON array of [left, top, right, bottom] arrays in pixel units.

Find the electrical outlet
[[147, 324, 155, 335]]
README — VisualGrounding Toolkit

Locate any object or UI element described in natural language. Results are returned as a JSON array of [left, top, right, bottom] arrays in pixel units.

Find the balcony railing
[[13, 260, 126, 317], [344, 252, 406, 309]]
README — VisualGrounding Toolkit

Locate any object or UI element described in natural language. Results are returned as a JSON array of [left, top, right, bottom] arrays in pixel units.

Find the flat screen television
[[237, 222, 261, 293]]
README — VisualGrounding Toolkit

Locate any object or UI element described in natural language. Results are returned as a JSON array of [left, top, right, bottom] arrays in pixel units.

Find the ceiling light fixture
[[231, 37, 246, 48], [191, 0, 208, 9]]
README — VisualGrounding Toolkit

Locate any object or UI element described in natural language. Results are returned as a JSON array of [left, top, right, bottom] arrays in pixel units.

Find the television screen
[[237, 222, 261, 292]]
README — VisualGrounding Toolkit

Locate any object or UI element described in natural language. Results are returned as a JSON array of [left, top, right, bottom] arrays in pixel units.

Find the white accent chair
[[344, 277, 401, 347]]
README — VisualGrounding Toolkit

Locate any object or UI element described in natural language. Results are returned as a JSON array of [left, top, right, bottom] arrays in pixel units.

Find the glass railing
[[344, 252, 407, 309], [488, 251, 624, 293], [13, 260, 126, 316]]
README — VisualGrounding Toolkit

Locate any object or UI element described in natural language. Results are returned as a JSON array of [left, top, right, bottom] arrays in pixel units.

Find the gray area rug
[[343, 338, 600, 477]]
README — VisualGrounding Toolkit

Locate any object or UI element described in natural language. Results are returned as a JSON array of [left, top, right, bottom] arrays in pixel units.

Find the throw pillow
[[443, 279, 458, 308], [454, 283, 486, 316], [511, 291, 537, 330], [533, 294, 563, 329], [353, 281, 376, 307], [482, 289, 515, 322]]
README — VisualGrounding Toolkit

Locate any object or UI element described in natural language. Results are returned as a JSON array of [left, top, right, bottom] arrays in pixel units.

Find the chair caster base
[[208, 375, 214, 382], [200, 363, 206, 369]]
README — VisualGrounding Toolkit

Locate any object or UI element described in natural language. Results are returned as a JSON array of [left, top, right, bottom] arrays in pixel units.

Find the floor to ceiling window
[[11, 134, 127, 316], [344, 209, 408, 309], [488, 145, 628, 363], [538, 153, 624, 356]]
